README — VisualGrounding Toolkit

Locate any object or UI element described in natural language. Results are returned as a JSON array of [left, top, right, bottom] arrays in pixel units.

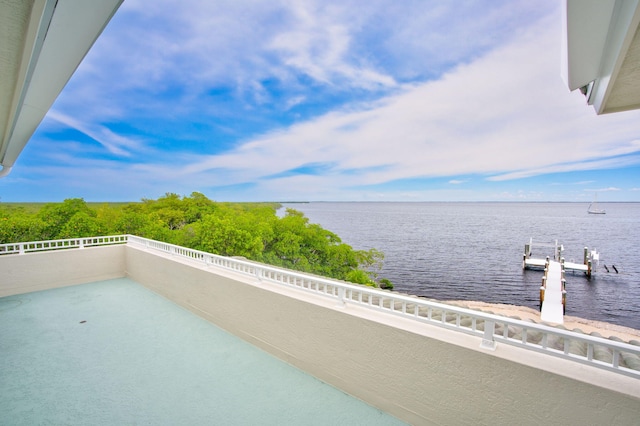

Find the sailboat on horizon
[[588, 193, 606, 215]]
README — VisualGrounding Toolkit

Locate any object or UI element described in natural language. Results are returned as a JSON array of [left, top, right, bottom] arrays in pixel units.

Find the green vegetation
[[0, 193, 393, 289]]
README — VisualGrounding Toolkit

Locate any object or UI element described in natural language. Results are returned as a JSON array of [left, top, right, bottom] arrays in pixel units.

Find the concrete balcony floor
[[0, 278, 405, 425]]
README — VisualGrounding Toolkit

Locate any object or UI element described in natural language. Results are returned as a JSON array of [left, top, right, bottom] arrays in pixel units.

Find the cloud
[[62, 0, 402, 114], [9, 0, 639, 202], [56, 1, 551, 120], [487, 154, 640, 181], [164, 14, 640, 193], [267, 4, 397, 89], [284, 96, 307, 110], [588, 187, 621, 192], [45, 111, 142, 157]]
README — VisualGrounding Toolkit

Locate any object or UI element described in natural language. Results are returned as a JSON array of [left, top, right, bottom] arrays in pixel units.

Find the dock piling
[[540, 273, 547, 311]]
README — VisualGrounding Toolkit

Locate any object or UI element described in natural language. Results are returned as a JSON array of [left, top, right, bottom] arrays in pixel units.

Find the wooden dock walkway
[[540, 260, 565, 324]]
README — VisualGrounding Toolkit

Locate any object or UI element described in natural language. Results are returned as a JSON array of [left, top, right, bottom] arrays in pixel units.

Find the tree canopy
[[0, 193, 392, 288]]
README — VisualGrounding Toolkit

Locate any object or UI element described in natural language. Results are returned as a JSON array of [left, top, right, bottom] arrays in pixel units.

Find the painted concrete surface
[[540, 261, 564, 324], [0, 279, 405, 426]]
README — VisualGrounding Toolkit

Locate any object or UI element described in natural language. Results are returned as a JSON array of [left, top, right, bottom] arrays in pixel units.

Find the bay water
[[282, 202, 640, 330]]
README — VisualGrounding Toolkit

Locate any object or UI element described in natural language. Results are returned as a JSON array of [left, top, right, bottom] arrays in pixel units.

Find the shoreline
[[444, 300, 640, 344]]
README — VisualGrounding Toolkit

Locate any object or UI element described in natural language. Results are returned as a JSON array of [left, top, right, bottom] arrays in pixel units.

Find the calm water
[[282, 202, 640, 330]]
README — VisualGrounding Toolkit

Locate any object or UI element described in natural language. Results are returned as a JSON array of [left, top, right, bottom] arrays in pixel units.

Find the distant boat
[[588, 194, 606, 214]]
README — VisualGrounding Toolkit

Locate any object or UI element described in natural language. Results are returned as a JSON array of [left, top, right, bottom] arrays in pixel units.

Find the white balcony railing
[[0, 235, 128, 255], [3, 235, 640, 379]]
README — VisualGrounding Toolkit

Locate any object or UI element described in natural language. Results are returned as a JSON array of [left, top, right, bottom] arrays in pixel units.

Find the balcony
[[1, 277, 403, 425], [2, 236, 640, 424]]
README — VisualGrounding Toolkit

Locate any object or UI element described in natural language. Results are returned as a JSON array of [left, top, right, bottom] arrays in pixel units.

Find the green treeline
[[0, 193, 393, 289]]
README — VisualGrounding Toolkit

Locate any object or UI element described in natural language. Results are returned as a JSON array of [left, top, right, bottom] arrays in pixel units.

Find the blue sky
[[2, 0, 640, 202]]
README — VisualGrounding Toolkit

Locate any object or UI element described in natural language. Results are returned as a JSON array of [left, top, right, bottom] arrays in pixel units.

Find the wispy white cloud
[[487, 154, 640, 181], [56, 0, 548, 119], [283, 96, 307, 111], [163, 14, 640, 192], [5, 0, 639, 202], [45, 111, 142, 157], [267, 2, 396, 89], [587, 187, 621, 192]]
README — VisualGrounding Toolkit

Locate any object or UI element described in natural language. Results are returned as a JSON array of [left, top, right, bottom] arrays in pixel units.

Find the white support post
[[336, 286, 346, 308], [481, 320, 497, 350]]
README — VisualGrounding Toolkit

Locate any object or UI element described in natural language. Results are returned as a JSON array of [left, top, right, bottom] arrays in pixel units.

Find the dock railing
[[3, 235, 640, 379]]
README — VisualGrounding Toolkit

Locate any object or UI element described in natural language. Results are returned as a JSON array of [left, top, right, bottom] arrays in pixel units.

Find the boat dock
[[522, 239, 600, 325]]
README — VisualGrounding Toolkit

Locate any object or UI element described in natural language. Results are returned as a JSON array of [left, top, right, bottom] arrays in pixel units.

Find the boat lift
[[522, 238, 599, 278]]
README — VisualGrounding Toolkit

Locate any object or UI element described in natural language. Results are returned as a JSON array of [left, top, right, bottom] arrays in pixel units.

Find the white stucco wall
[[0, 245, 125, 297], [124, 245, 640, 425]]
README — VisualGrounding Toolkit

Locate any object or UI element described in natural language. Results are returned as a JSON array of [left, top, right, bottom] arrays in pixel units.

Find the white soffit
[[564, 0, 640, 114], [0, 0, 123, 177]]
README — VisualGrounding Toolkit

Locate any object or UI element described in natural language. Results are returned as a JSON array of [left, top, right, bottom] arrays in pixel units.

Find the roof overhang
[[563, 0, 640, 114], [0, 0, 123, 177]]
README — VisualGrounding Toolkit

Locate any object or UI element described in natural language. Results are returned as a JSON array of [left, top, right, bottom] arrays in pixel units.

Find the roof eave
[[0, 0, 123, 176], [563, 0, 640, 115]]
